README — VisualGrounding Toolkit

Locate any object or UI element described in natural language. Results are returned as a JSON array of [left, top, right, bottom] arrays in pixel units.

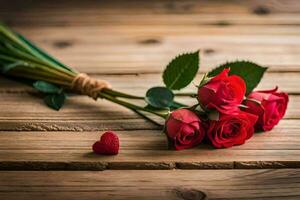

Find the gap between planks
[[0, 161, 299, 171]]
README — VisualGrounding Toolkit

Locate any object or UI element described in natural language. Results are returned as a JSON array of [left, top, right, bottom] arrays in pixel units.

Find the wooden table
[[0, 0, 300, 199]]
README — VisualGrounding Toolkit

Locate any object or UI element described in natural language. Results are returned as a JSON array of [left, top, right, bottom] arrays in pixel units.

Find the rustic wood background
[[0, 0, 299, 199]]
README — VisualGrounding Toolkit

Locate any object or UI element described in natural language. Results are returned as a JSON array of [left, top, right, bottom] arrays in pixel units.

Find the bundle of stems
[[0, 23, 191, 125]]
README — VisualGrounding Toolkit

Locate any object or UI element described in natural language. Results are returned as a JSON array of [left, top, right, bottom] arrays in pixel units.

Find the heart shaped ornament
[[92, 131, 119, 155]]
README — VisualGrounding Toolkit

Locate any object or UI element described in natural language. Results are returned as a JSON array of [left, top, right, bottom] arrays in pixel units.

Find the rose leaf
[[44, 93, 66, 111], [33, 81, 62, 94], [145, 86, 174, 109], [163, 51, 200, 90]]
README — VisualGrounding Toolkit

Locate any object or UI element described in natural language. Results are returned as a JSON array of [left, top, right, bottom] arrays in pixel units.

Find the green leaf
[[207, 61, 268, 95], [163, 51, 199, 90], [44, 93, 66, 111], [145, 87, 174, 109], [33, 81, 62, 94]]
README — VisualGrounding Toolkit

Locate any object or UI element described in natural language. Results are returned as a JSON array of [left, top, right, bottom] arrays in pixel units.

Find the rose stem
[[104, 89, 164, 126], [98, 92, 168, 119], [132, 109, 164, 128], [102, 89, 143, 99], [105, 89, 197, 99], [102, 88, 188, 108], [174, 92, 197, 97]]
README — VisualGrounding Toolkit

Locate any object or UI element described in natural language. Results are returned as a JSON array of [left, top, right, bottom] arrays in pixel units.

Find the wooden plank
[[0, 169, 299, 199], [0, 122, 299, 170], [0, 94, 300, 119], [0, 72, 298, 132], [0, 0, 298, 169], [3, 14, 300, 26], [3, 27, 299, 73], [16, 26, 300, 41], [1, 73, 299, 94], [1, 72, 299, 93], [0, 90, 297, 131], [1, 0, 300, 14], [1, 1, 300, 74], [1, 0, 300, 26]]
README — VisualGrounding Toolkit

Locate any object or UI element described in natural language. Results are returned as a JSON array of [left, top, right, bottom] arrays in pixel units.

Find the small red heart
[[92, 131, 119, 155]]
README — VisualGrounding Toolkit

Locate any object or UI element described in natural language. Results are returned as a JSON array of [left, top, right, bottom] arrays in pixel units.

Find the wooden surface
[[0, 0, 300, 199], [1, 170, 300, 200]]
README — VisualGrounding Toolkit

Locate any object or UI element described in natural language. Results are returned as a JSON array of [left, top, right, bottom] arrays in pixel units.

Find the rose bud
[[197, 68, 246, 113], [243, 87, 289, 131], [165, 109, 205, 150], [207, 110, 258, 148]]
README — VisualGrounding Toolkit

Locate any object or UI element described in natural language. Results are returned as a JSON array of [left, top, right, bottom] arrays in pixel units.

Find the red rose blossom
[[165, 109, 205, 150], [243, 87, 288, 131], [207, 110, 258, 148], [198, 68, 246, 113]]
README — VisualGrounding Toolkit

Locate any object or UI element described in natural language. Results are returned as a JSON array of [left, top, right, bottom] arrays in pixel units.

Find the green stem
[[0, 51, 75, 80], [171, 101, 188, 109], [8, 71, 72, 87], [174, 92, 197, 97], [0, 54, 74, 82], [103, 88, 143, 99], [0, 24, 76, 77], [104, 89, 197, 99], [132, 109, 163, 128], [102, 88, 188, 107], [98, 92, 168, 119]]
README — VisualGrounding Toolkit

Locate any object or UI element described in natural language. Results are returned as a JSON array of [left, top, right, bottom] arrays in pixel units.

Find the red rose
[[207, 110, 257, 148], [243, 87, 289, 131], [165, 109, 205, 150], [197, 68, 246, 113]]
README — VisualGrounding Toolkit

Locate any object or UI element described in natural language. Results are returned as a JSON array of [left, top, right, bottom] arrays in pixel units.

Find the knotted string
[[71, 73, 111, 100]]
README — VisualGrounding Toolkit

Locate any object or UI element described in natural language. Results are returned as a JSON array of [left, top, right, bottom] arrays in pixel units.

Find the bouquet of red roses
[[165, 69, 288, 150], [0, 23, 289, 152]]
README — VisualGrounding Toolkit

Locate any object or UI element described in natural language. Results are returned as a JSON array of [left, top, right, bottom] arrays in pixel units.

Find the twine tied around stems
[[71, 73, 111, 100]]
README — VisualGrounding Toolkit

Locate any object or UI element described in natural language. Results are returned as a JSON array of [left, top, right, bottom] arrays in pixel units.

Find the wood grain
[[1, 1, 300, 74], [0, 125, 299, 170], [0, 169, 299, 199], [5, 27, 300, 74], [0, 0, 298, 167], [0, 1, 299, 199], [0, 91, 297, 131], [1, 72, 300, 93], [0, 72, 298, 132], [1, 0, 300, 24], [2, 0, 300, 13]]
